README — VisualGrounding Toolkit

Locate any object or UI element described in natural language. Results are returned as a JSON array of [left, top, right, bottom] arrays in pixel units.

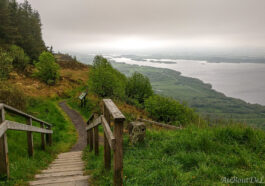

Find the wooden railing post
[[46, 125, 52, 146], [114, 118, 125, 186], [103, 105, 111, 170], [40, 123, 46, 150], [94, 125, 99, 156], [27, 117, 34, 157], [0, 108, 9, 178], [89, 129, 93, 152], [87, 127, 90, 146]]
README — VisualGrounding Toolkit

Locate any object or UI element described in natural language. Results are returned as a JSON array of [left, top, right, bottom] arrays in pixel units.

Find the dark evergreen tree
[[0, 0, 46, 61]]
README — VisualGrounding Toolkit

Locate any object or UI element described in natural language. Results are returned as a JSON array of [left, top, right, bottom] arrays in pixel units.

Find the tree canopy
[[0, 0, 45, 61], [34, 51, 60, 85]]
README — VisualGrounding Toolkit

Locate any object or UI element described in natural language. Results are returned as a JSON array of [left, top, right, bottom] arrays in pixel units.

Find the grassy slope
[[64, 61, 265, 185], [112, 62, 265, 129], [0, 56, 90, 185], [1, 98, 76, 185], [84, 125, 265, 186]]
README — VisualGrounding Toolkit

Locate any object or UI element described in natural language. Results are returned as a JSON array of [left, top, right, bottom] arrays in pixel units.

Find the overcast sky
[[18, 0, 265, 54]]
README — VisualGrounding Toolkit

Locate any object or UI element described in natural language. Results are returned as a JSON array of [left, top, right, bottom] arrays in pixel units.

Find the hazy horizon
[[17, 0, 265, 56]]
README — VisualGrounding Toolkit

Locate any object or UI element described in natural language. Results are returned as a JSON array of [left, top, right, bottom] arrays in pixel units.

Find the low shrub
[[0, 48, 13, 80], [0, 82, 27, 111], [9, 45, 30, 72], [145, 94, 199, 126], [34, 52, 60, 85]]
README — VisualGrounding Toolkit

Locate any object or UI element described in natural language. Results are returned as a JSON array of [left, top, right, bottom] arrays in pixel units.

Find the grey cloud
[[20, 0, 265, 52]]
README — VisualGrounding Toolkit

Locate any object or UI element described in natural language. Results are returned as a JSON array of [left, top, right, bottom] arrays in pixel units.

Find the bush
[[0, 82, 27, 111], [35, 51, 60, 85], [89, 56, 127, 98], [0, 48, 13, 80], [9, 45, 30, 71], [126, 72, 153, 103], [145, 94, 198, 126]]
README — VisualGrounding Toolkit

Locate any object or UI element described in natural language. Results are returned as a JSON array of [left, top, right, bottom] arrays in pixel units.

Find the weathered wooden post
[[27, 117, 34, 157], [94, 125, 99, 155], [113, 114, 125, 186], [103, 99, 125, 186], [89, 129, 93, 152], [40, 123, 46, 150], [103, 104, 111, 170], [46, 125, 52, 146], [0, 107, 9, 178], [87, 126, 90, 146]]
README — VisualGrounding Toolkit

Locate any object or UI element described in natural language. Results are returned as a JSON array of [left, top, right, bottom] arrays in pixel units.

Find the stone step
[[29, 175, 90, 185], [35, 170, 84, 179]]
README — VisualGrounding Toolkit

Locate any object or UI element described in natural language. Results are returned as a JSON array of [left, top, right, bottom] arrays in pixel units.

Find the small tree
[[9, 45, 30, 71], [0, 48, 13, 80], [89, 55, 126, 98], [35, 51, 60, 85], [126, 72, 153, 103]]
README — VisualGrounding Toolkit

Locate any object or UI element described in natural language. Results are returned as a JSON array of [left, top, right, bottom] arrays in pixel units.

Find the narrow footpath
[[59, 101, 87, 151], [29, 101, 89, 186]]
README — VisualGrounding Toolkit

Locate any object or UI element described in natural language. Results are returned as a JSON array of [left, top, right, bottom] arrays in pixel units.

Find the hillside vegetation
[[112, 62, 265, 129], [1, 0, 265, 185], [0, 53, 90, 185], [84, 125, 265, 185]]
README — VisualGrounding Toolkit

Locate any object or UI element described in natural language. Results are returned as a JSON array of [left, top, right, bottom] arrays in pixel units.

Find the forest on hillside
[[0, 0, 45, 60]]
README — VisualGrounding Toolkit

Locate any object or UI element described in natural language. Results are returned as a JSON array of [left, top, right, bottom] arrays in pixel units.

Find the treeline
[[0, 0, 45, 60], [89, 56, 200, 126], [0, 0, 61, 85]]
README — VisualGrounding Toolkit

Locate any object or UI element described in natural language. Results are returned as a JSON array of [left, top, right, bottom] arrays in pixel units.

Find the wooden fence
[[86, 99, 125, 186], [0, 103, 53, 178], [138, 118, 182, 130]]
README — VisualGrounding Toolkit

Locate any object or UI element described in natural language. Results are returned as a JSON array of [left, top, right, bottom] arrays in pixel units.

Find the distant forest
[[0, 0, 45, 60]]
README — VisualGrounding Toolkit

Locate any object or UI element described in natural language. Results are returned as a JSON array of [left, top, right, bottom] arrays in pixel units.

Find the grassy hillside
[[0, 54, 90, 185], [0, 98, 76, 185], [84, 125, 265, 185], [112, 62, 265, 129]]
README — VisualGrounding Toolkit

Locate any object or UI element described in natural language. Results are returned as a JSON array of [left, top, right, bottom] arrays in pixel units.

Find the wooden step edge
[[42, 167, 84, 173], [29, 175, 90, 185], [35, 170, 84, 179]]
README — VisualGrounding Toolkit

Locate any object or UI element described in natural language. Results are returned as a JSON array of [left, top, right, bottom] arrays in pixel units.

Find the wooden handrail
[[101, 116, 115, 150], [1, 103, 52, 127], [86, 99, 125, 186], [6, 120, 53, 134], [86, 115, 101, 131], [0, 103, 53, 178], [103, 99, 125, 121]]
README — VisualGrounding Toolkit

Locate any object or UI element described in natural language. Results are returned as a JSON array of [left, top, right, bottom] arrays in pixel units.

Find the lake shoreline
[[107, 56, 265, 106]]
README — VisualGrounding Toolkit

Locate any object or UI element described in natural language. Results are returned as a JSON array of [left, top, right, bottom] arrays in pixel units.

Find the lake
[[107, 56, 265, 106]]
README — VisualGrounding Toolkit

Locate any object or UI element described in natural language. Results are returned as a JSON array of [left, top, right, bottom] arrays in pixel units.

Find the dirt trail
[[59, 101, 87, 151]]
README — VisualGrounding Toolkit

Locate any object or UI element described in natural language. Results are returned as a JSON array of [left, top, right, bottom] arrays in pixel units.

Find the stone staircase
[[29, 151, 89, 186]]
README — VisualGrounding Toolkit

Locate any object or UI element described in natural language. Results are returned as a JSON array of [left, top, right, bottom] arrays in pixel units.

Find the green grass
[[112, 62, 265, 129], [84, 125, 265, 185], [0, 98, 76, 185]]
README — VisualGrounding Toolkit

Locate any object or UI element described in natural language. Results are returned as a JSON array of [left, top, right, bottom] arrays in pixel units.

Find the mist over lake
[[107, 56, 265, 106]]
